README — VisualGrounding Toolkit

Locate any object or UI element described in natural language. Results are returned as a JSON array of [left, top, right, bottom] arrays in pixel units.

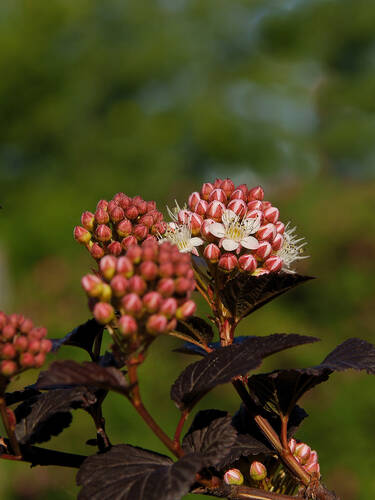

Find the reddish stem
[[173, 410, 189, 451], [0, 397, 21, 457]]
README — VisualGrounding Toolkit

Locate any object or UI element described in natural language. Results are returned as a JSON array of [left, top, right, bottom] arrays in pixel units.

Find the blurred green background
[[0, 0, 374, 498]]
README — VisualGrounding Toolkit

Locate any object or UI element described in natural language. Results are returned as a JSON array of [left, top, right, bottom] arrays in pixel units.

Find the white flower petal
[[222, 239, 239, 251], [190, 237, 204, 247], [222, 209, 237, 225], [209, 223, 226, 238], [241, 236, 259, 250]]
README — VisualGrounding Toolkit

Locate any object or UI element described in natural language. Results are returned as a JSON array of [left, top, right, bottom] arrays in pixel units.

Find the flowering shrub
[[1, 179, 374, 500]]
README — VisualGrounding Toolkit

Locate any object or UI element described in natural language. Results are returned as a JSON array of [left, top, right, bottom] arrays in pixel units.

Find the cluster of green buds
[[0, 312, 52, 378], [223, 461, 267, 486], [81, 239, 196, 351], [74, 193, 167, 260]]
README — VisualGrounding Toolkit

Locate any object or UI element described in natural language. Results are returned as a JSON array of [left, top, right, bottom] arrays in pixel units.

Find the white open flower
[[209, 209, 261, 252], [277, 222, 308, 272], [159, 222, 203, 255]]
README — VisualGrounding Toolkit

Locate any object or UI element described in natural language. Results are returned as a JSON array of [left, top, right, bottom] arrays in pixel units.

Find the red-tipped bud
[[107, 241, 122, 256], [20, 352, 35, 368], [275, 221, 285, 234], [201, 219, 216, 241], [8, 314, 24, 327], [117, 257, 134, 278], [121, 293, 143, 316], [209, 188, 226, 203], [118, 315, 138, 336], [147, 200, 157, 212], [264, 206, 279, 224], [188, 192, 201, 210], [230, 188, 247, 201], [2, 324, 16, 340], [74, 226, 91, 244], [146, 314, 168, 335], [143, 292, 162, 313], [288, 438, 296, 454], [160, 298, 178, 318], [142, 244, 158, 262], [189, 213, 203, 236], [30, 327, 48, 340], [40, 339, 52, 353], [134, 224, 148, 241], [223, 469, 244, 486], [128, 276, 147, 296], [139, 214, 154, 228], [93, 302, 114, 325], [206, 201, 225, 221], [305, 450, 318, 467], [29, 340, 41, 354], [246, 209, 263, 223], [96, 199, 108, 212], [304, 462, 320, 476], [110, 275, 128, 297], [194, 199, 208, 216], [1, 360, 17, 377], [227, 199, 247, 217], [89, 243, 105, 260], [117, 219, 133, 238], [176, 300, 196, 319], [176, 209, 191, 225], [14, 335, 28, 352], [218, 253, 238, 272], [237, 183, 248, 197], [109, 205, 125, 223], [115, 193, 130, 209], [250, 461, 267, 481], [121, 235, 138, 250], [82, 274, 103, 297], [34, 353, 46, 368], [272, 233, 284, 251], [203, 243, 221, 262], [257, 223, 276, 242], [139, 261, 158, 281], [95, 207, 110, 224], [107, 200, 118, 213], [95, 224, 112, 242], [200, 182, 214, 200], [1, 343, 16, 359], [262, 201, 272, 210], [213, 178, 223, 188], [81, 211, 95, 231], [294, 443, 311, 465], [264, 256, 283, 272], [238, 254, 257, 272], [100, 255, 117, 280], [125, 205, 139, 220], [247, 200, 262, 211], [175, 277, 191, 295], [157, 278, 175, 297], [151, 221, 167, 235], [159, 263, 174, 278], [126, 245, 143, 264], [220, 178, 235, 198], [248, 186, 264, 201]]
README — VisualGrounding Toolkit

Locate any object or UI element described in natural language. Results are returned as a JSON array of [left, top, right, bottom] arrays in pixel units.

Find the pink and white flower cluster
[[74, 193, 167, 260], [289, 438, 320, 477], [163, 178, 307, 274], [81, 240, 196, 341]]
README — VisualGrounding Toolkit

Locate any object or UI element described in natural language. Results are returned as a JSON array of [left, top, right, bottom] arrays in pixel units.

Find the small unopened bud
[[95, 207, 110, 224], [264, 206, 279, 224], [264, 256, 283, 272], [294, 443, 311, 465], [288, 438, 296, 454], [220, 178, 235, 198], [275, 221, 285, 234], [146, 314, 168, 335], [95, 224, 112, 242], [143, 292, 162, 313], [127, 245, 143, 263], [121, 293, 143, 316], [157, 278, 175, 297], [194, 199, 208, 216], [82, 275, 103, 297], [188, 191, 201, 210], [99, 283, 112, 302], [262, 201, 272, 210], [20, 352, 35, 368], [107, 241, 122, 256], [1, 343, 16, 359], [175, 277, 191, 295], [118, 315, 138, 336], [14, 336, 28, 352], [257, 223, 276, 242], [272, 233, 284, 251], [200, 182, 214, 200], [204, 243, 221, 262], [159, 263, 174, 278], [139, 214, 154, 228], [128, 275, 147, 296], [19, 318, 33, 334], [100, 255, 117, 280], [93, 302, 114, 325], [218, 253, 238, 272], [305, 450, 318, 467], [110, 275, 129, 297], [223, 469, 244, 486], [29, 327, 47, 340], [96, 199, 108, 212], [90, 243, 105, 260], [189, 213, 203, 236], [176, 300, 196, 319], [29, 340, 41, 354], [140, 261, 158, 281], [2, 324, 16, 340], [34, 353, 46, 368], [40, 339, 52, 353], [117, 257, 134, 278], [206, 201, 225, 221], [247, 200, 262, 211], [250, 461, 267, 481], [304, 462, 320, 476], [1, 360, 18, 377], [227, 199, 247, 217], [121, 235, 137, 250], [134, 224, 148, 241], [230, 188, 246, 201], [209, 188, 226, 203], [109, 205, 125, 223], [201, 219, 216, 241], [248, 186, 264, 201], [81, 211, 95, 231], [125, 205, 139, 220], [160, 298, 178, 318], [117, 219, 132, 238], [238, 254, 257, 272], [74, 226, 91, 244]]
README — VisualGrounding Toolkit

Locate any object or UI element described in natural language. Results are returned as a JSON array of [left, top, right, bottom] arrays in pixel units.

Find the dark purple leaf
[[77, 444, 203, 500], [36, 361, 130, 395], [14, 387, 97, 445], [174, 336, 250, 357], [321, 338, 375, 373], [175, 317, 215, 344], [182, 410, 237, 467], [5, 388, 41, 406], [219, 272, 314, 321], [171, 334, 318, 410], [50, 319, 103, 355]]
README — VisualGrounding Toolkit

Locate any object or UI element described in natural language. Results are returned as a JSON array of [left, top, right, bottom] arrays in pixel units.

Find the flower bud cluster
[[0, 312, 52, 378], [74, 193, 167, 260], [164, 178, 307, 274], [288, 438, 320, 477], [81, 240, 196, 342]]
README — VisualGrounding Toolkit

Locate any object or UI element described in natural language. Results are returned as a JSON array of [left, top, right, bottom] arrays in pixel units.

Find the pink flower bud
[[213, 178, 223, 188], [31, 327, 48, 339], [95, 207, 110, 224], [107, 200, 118, 213], [125, 245, 142, 264], [250, 461, 267, 481], [246, 209, 263, 223], [121, 235, 138, 250], [230, 188, 246, 201], [294, 443, 311, 465], [117, 219, 133, 238], [115, 194, 130, 209], [74, 226, 91, 244], [159, 263, 174, 278], [227, 199, 247, 217], [110, 275, 128, 297], [1, 360, 17, 377], [248, 186, 264, 201], [93, 302, 115, 325], [176, 300, 196, 319], [305, 450, 318, 467], [20, 318, 34, 334], [264, 206, 279, 224], [117, 256, 134, 278], [257, 223, 276, 242], [40, 339, 52, 353], [125, 205, 139, 220], [206, 201, 225, 221], [34, 353, 46, 368], [189, 213, 203, 236], [81, 211, 95, 231], [95, 224, 112, 242], [275, 221, 285, 234], [139, 261, 158, 281], [304, 462, 320, 476], [118, 315, 138, 336], [220, 178, 235, 198], [262, 201, 272, 210], [175, 277, 191, 295], [109, 205, 125, 223], [177, 209, 191, 225], [147, 200, 157, 212], [121, 293, 143, 316], [209, 188, 226, 203], [20, 352, 35, 368], [96, 199, 108, 212], [100, 255, 117, 280], [29, 340, 41, 354], [204, 243, 221, 262], [157, 278, 175, 297], [237, 184, 248, 197], [134, 224, 148, 241], [288, 438, 296, 454], [238, 254, 257, 272], [139, 214, 154, 228], [99, 283, 112, 302], [160, 298, 178, 318], [143, 292, 162, 313], [146, 314, 168, 335], [151, 221, 167, 235], [201, 219, 216, 241], [264, 256, 283, 272], [128, 275, 147, 295], [174, 262, 191, 277], [247, 200, 262, 211], [107, 241, 122, 256], [200, 182, 214, 200], [9, 314, 24, 327], [167, 318, 177, 331], [142, 243, 158, 261], [89, 243, 105, 260], [218, 253, 238, 272], [1, 343, 16, 360], [223, 469, 244, 486], [188, 191, 201, 210], [2, 324, 16, 340], [194, 199, 208, 216], [82, 274, 103, 297]]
